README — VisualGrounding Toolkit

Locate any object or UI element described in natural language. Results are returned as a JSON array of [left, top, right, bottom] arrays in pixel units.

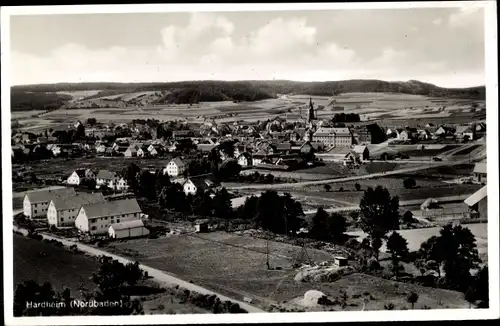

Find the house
[[96, 170, 120, 189], [433, 126, 455, 138], [473, 162, 487, 184], [454, 125, 475, 140], [194, 219, 210, 233], [299, 142, 314, 156], [343, 151, 361, 166], [50, 145, 62, 157], [137, 147, 146, 157], [75, 198, 143, 236], [47, 192, 106, 228], [334, 256, 348, 267], [183, 176, 219, 196], [353, 145, 370, 161], [67, 169, 95, 186], [124, 146, 138, 157], [163, 157, 186, 176], [108, 219, 150, 239], [116, 177, 129, 191], [23, 187, 77, 219], [313, 127, 353, 147], [417, 129, 431, 140], [464, 185, 487, 219], [237, 152, 253, 168]]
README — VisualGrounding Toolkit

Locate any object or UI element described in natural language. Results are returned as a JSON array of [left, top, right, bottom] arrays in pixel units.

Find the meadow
[[12, 91, 484, 131]]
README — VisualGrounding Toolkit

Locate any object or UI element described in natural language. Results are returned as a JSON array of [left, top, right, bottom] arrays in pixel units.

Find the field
[[13, 234, 210, 314], [108, 231, 340, 307], [13, 157, 171, 182], [295, 183, 482, 207], [108, 231, 471, 311], [346, 223, 488, 256], [290, 273, 469, 311], [14, 234, 100, 294], [12, 91, 485, 131]]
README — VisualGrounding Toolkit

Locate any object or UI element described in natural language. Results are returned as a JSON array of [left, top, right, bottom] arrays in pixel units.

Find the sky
[[9, 6, 486, 87]]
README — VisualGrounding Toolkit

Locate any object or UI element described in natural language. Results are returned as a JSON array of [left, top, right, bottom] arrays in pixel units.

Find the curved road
[[13, 226, 265, 313], [228, 158, 473, 191]]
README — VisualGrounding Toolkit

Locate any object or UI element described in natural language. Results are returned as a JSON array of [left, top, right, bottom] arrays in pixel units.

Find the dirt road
[[12, 226, 265, 313]]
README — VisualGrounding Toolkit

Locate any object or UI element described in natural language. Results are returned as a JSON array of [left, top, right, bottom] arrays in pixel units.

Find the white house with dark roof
[[164, 157, 186, 176], [47, 192, 106, 227], [108, 219, 149, 239], [353, 145, 370, 161], [23, 187, 77, 219], [75, 198, 142, 235], [183, 176, 219, 196], [67, 169, 95, 186], [96, 170, 120, 189], [237, 152, 253, 168]]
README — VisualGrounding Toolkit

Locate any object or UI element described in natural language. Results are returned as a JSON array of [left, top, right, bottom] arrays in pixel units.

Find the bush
[[367, 257, 381, 271], [344, 238, 361, 250], [403, 177, 417, 189]]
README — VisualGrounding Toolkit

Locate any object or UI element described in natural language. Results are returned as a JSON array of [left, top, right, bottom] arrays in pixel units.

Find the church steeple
[[307, 97, 315, 123]]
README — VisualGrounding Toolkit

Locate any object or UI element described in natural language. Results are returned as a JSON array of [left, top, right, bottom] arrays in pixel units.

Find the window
[[117, 219, 120, 223], [91, 226, 96, 231], [61, 218, 64, 222], [34, 210, 37, 213]]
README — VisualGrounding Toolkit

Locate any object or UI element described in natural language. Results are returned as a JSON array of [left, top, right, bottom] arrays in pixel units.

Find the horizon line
[[11, 78, 486, 90]]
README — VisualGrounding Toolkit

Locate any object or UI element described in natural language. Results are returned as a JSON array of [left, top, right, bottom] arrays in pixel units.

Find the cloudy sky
[[10, 6, 485, 87]]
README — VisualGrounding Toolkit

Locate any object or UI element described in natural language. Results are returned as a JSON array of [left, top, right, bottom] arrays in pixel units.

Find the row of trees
[[331, 113, 361, 123]]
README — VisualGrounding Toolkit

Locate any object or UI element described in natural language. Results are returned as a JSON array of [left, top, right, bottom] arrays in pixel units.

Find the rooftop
[[52, 192, 106, 211], [25, 187, 76, 204], [82, 198, 142, 220], [109, 219, 145, 231]]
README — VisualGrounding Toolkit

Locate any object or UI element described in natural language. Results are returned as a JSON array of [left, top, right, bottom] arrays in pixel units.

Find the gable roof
[[109, 219, 145, 231], [464, 185, 487, 206], [97, 170, 118, 180], [184, 175, 219, 192], [52, 192, 106, 211], [353, 145, 368, 154], [473, 162, 487, 174], [81, 198, 142, 220], [25, 187, 76, 204], [169, 157, 185, 167], [73, 169, 89, 178]]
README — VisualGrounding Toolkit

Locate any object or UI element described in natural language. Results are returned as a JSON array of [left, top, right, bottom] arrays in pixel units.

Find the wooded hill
[[11, 79, 485, 110]]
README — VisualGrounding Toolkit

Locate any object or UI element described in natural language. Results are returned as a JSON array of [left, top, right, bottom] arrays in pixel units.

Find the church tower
[[307, 97, 315, 123]]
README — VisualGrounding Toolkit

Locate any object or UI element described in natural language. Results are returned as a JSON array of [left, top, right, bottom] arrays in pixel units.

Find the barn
[[108, 219, 150, 239]]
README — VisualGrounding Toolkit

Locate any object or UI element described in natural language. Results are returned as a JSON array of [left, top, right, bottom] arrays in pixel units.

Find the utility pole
[[266, 236, 270, 270]]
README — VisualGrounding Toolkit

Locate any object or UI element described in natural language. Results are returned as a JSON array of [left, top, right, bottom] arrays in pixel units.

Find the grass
[[452, 145, 482, 156], [308, 273, 470, 311], [14, 233, 100, 294], [108, 231, 336, 308], [13, 234, 210, 314]]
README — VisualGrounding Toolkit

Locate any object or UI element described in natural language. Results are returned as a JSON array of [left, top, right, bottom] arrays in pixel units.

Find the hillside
[[11, 79, 485, 110]]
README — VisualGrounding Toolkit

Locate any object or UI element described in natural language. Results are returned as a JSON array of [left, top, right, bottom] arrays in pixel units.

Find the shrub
[[345, 238, 360, 250], [367, 257, 381, 271], [355, 183, 361, 191], [403, 177, 417, 189], [384, 302, 395, 310]]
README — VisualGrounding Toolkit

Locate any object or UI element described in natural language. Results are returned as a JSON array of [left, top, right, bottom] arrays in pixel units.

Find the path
[[227, 159, 472, 191], [13, 226, 265, 313]]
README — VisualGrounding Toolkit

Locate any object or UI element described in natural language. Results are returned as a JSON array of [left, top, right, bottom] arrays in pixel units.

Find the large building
[[47, 192, 106, 227], [23, 187, 76, 219], [108, 219, 149, 239], [312, 127, 353, 147], [75, 198, 142, 235]]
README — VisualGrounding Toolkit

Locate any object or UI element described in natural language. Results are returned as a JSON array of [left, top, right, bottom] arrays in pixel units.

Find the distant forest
[[11, 79, 486, 110]]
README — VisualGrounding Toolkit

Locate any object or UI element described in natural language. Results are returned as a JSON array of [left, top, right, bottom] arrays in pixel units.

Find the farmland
[[13, 234, 211, 314], [346, 223, 487, 256], [12, 89, 485, 133], [14, 234, 100, 294], [294, 183, 482, 207], [106, 231, 472, 311]]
